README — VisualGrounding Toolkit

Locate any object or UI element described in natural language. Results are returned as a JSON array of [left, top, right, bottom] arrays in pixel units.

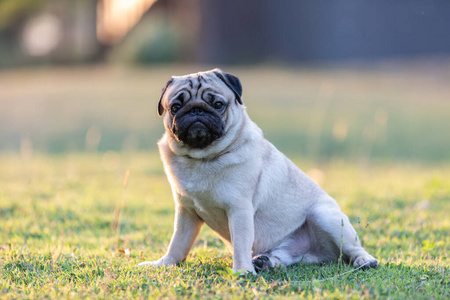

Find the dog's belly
[[193, 207, 232, 242], [252, 206, 308, 254]]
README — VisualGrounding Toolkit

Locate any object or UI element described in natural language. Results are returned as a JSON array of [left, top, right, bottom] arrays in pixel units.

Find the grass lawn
[[1, 65, 450, 298], [1, 153, 449, 299]]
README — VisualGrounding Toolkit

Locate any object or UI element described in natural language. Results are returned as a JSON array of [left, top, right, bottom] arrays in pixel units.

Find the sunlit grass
[[1, 153, 449, 298]]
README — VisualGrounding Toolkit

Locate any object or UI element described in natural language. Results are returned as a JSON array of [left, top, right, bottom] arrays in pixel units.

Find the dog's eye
[[171, 104, 181, 114], [213, 101, 224, 110]]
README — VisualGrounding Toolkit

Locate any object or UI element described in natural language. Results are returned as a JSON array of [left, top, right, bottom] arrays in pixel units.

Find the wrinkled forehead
[[164, 71, 233, 101]]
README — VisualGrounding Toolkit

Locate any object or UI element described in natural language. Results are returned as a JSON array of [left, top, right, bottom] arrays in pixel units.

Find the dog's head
[[158, 69, 243, 149]]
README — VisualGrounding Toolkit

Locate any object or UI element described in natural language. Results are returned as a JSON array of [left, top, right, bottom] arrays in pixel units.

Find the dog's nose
[[190, 107, 204, 115]]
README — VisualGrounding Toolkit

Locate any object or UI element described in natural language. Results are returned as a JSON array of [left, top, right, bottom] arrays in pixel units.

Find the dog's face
[[158, 69, 243, 149]]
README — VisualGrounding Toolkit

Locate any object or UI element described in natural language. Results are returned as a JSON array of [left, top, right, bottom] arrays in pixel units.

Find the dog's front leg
[[228, 208, 256, 274], [139, 205, 203, 267]]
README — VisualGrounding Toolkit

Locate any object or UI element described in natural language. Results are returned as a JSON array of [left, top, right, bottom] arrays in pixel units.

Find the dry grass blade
[[51, 244, 62, 265], [112, 170, 130, 246]]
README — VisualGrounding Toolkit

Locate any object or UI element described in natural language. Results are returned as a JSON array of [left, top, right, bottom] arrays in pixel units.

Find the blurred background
[[1, 0, 450, 163]]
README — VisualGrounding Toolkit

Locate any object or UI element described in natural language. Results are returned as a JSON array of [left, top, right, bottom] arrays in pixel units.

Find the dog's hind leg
[[307, 200, 378, 269], [252, 199, 378, 272]]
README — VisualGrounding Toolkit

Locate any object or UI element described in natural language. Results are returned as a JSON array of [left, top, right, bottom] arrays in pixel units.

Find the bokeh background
[[1, 0, 450, 163]]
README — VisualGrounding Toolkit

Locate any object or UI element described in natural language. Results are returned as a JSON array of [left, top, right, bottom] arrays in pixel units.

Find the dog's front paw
[[353, 254, 378, 269], [137, 260, 162, 267], [138, 256, 175, 267], [232, 263, 257, 275], [252, 255, 273, 273]]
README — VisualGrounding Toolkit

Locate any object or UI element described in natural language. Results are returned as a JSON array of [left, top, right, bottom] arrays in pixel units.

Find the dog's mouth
[[172, 119, 224, 149], [186, 121, 211, 147]]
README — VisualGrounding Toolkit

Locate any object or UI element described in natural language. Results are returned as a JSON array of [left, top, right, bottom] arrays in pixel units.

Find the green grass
[[1, 153, 449, 299], [1, 65, 450, 298]]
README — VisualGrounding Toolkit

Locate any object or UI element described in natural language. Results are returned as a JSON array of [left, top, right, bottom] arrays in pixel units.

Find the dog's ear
[[212, 69, 243, 105], [158, 77, 174, 116]]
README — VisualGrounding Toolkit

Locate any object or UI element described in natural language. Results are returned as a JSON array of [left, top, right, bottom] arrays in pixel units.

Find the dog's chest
[[169, 158, 231, 209]]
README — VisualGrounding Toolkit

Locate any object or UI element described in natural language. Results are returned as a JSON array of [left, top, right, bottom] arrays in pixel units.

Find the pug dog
[[138, 69, 378, 274]]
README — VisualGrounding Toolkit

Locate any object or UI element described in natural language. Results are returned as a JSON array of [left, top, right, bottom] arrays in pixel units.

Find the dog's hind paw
[[353, 255, 378, 269], [252, 255, 272, 273]]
